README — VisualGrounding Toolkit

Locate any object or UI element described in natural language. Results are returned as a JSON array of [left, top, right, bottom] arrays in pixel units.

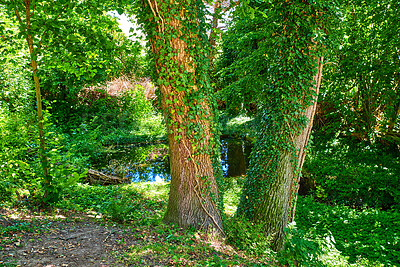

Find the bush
[[304, 134, 400, 210], [225, 217, 273, 257], [277, 223, 325, 267], [0, 107, 87, 205], [296, 196, 400, 266]]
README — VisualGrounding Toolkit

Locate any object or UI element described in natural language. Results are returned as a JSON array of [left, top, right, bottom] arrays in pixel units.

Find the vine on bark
[[133, 0, 224, 231], [229, 0, 337, 250]]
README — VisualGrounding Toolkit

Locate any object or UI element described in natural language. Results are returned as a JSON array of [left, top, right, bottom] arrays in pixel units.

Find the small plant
[[277, 223, 325, 267], [107, 193, 141, 224], [225, 216, 272, 257]]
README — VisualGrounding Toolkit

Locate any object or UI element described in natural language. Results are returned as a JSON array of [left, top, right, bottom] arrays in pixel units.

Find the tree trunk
[[141, 0, 223, 233], [16, 0, 50, 196], [289, 57, 323, 221], [386, 86, 400, 134], [237, 58, 323, 251], [227, 139, 246, 177]]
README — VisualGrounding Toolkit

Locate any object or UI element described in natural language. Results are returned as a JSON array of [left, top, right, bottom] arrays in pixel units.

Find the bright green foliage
[[72, 84, 161, 141], [277, 223, 325, 267], [225, 217, 273, 256], [1, 1, 143, 131], [296, 196, 400, 266], [319, 0, 400, 143], [304, 134, 400, 210], [0, 108, 87, 204], [0, 0, 145, 204], [57, 183, 167, 225]]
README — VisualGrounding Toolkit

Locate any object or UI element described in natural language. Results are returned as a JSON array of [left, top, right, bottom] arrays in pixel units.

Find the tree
[[5, 0, 51, 200], [319, 0, 400, 144], [134, 0, 224, 232], [1, 0, 132, 202], [219, 0, 335, 250]]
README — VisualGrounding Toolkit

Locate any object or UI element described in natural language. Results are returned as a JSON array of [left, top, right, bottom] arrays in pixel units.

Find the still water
[[94, 138, 252, 182]]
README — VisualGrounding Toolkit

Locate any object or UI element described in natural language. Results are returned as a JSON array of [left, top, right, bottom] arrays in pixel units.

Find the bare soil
[[0, 208, 139, 267]]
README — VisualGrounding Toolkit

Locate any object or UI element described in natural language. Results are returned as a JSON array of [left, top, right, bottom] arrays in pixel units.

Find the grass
[[2, 125, 399, 266], [51, 182, 277, 266], [48, 177, 400, 266], [3, 178, 399, 266], [296, 196, 400, 267]]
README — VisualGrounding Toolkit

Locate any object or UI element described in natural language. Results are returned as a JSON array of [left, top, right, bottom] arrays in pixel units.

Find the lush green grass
[[53, 179, 400, 267], [3, 175, 399, 266]]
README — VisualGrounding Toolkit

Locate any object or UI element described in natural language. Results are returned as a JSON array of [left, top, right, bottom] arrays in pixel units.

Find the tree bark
[[288, 57, 323, 221], [15, 0, 50, 194], [142, 0, 223, 233], [237, 58, 323, 251]]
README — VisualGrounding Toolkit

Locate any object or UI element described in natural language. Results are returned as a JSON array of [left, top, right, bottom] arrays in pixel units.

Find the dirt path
[[1, 209, 138, 267]]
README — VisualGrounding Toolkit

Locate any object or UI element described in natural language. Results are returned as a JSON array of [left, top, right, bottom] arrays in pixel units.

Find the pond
[[93, 138, 252, 183]]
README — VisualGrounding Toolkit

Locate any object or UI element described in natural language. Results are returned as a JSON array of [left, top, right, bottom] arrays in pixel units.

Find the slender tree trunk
[[386, 83, 400, 134], [27, 34, 49, 178], [142, 0, 223, 233], [16, 0, 50, 195]]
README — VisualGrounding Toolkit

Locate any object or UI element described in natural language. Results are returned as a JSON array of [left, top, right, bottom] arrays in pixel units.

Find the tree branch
[[13, 0, 24, 25], [38, 3, 69, 50]]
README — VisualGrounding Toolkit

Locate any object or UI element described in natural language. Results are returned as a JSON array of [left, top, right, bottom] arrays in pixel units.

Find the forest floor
[[0, 207, 139, 267], [0, 206, 260, 267]]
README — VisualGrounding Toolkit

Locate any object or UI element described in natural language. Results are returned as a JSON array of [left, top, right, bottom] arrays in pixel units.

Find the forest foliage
[[1, 0, 399, 266]]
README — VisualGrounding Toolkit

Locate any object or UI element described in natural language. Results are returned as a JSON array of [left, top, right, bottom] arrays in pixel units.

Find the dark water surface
[[94, 138, 252, 182]]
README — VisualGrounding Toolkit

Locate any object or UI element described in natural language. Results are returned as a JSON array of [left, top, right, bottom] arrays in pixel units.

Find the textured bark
[[227, 140, 246, 177], [263, 58, 323, 250], [288, 57, 323, 221], [144, 0, 223, 233], [237, 58, 323, 251], [386, 94, 400, 134]]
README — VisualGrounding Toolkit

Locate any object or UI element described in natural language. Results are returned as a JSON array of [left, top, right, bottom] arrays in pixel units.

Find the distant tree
[[320, 0, 400, 144]]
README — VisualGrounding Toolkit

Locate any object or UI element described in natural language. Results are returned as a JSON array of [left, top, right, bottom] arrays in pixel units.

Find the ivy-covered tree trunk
[[289, 58, 323, 221], [237, 59, 323, 250], [137, 0, 223, 232], [235, 0, 329, 251]]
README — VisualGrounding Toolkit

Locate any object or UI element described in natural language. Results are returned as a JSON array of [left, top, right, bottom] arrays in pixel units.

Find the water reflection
[[94, 138, 252, 183], [220, 138, 251, 177], [94, 143, 171, 182]]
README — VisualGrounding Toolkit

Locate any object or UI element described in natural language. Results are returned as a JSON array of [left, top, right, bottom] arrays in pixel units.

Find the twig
[[147, 0, 165, 34], [103, 229, 115, 242]]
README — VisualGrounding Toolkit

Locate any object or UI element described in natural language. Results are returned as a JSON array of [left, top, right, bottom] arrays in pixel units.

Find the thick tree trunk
[[142, 0, 223, 233], [227, 140, 246, 177], [289, 57, 323, 221], [237, 58, 323, 251]]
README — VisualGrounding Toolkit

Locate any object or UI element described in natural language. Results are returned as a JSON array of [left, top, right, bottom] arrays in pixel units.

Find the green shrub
[[0, 107, 87, 205], [304, 134, 400, 210], [296, 196, 400, 266], [277, 223, 325, 267], [225, 217, 272, 257]]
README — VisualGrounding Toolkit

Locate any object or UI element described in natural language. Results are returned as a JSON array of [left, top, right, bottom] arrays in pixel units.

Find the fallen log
[[85, 169, 130, 185]]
